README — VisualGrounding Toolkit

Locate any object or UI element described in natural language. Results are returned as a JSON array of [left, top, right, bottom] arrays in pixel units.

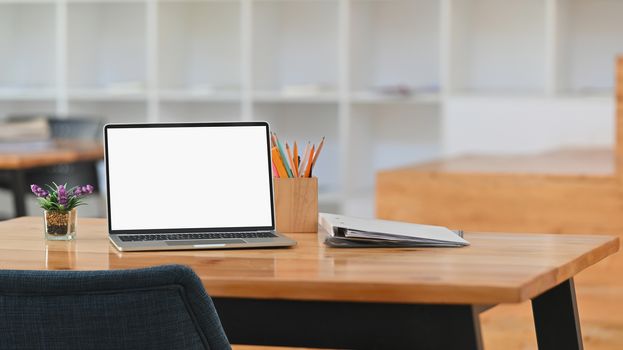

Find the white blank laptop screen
[[106, 125, 273, 231]]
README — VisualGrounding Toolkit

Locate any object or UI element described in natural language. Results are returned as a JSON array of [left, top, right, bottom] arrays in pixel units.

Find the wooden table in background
[[0, 140, 104, 217], [0, 217, 618, 349]]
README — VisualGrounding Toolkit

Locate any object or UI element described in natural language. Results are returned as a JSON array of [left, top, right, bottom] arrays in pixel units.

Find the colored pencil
[[272, 162, 279, 178], [310, 136, 325, 170], [271, 147, 288, 178], [298, 142, 310, 176], [286, 142, 296, 177], [293, 141, 299, 177], [275, 135, 293, 178]]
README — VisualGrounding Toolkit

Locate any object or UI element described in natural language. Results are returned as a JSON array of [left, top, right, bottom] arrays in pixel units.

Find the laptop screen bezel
[[104, 121, 276, 234]]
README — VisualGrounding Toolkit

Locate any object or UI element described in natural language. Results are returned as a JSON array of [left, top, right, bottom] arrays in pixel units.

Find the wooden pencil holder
[[273, 177, 318, 233]]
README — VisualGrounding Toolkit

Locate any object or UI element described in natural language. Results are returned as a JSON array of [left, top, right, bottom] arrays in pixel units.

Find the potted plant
[[31, 183, 95, 241]]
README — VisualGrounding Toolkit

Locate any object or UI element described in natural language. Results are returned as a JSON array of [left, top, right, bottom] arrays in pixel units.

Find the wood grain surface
[[273, 177, 318, 233], [377, 168, 623, 235], [401, 148, 615, 177], [0, 217, 617, 305], [617, 57, 623, 182], [0, 139, 104, 170]]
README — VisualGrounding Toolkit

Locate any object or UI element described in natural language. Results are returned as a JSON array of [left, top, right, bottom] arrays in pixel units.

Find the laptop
[[104, 122, 297, 252]]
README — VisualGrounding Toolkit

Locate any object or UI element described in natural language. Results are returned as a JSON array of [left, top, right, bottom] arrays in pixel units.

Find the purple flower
[[58, 185, 68, 206], [30, 184, 48, 198], [73, 184, 95, 197]]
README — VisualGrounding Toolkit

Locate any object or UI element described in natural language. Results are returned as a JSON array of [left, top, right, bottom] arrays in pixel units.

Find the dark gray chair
[[0, 265, 231, 350], [25, 117, 103, 190], [0, 116, 103, 192]]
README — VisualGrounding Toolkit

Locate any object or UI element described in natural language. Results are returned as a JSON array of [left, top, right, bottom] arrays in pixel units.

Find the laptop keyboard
[[119, 232, 277, 242]]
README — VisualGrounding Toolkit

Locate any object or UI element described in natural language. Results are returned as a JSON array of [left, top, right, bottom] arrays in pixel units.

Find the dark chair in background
[[0, 116, 104, 218], [24, 117, 103, 190], [0, 264, 231, 350]]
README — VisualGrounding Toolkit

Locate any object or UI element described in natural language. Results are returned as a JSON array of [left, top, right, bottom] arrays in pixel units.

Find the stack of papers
[[320, 213, 469, 248], [0, 118, 50, 142]]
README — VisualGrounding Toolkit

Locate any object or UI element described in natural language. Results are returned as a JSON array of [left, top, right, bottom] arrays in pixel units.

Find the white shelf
[[557, 0, 623, 94], [68, 100, 147, 124], [67, 2, 147, 90], [0, 1, 56, 3], [158, 0, 240, 2], [158, 1, 241, 91], [68, 88, 147, 101], [448, 0, 547, 94], [0, 0, 618, 215], [351, 91, 441, 104], [350, 0, 440, 93], [252, 0, 338, 92], [253, 90, 339, 103], [159, 101, 241, 123], [0, 3, 56, 91], [0, 88, 57, 101], [158, 89, 241, 102]]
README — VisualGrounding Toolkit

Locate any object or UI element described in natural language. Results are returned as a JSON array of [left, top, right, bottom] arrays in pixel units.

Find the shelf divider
[[146, 0, 158, 122], [241, 0, 252, 121], [56, 0, 68, 115]]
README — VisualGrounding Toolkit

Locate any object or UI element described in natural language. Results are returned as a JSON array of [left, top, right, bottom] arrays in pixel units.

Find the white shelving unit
[[67, 2, 147, 95], [350, 0, 440, 95], [0, 0, 620, 217], [447, 0, 547, 94], [0, 3, 56, 99], [556, 0, 623, 95], [158, 0, 241, 96]]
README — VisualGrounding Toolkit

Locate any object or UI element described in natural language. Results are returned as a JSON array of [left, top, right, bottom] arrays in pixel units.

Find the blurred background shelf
[[0, 0, 621, 216], [158, 90, 242, 102], [0, 89, 57, 101], [67, 2, 147, 95], [67, 89, 148, 102]]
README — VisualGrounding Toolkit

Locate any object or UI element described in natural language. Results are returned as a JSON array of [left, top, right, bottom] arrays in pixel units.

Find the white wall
[[443, 96, 615, 156]]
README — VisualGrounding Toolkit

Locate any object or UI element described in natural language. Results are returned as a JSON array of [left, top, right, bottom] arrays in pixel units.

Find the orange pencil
[[304, 145, 315, 178], [271, 147, 288, 178]]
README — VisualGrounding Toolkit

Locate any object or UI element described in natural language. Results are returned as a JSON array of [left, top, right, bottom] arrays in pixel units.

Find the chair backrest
[[48, 117, 103, 141], [6, 115, 102, 141], [16, 116, 104, 193], [0, 265, 231, 350]]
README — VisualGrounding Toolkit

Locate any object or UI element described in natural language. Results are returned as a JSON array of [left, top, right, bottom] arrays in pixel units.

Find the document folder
[[320, 213, 469, 248]]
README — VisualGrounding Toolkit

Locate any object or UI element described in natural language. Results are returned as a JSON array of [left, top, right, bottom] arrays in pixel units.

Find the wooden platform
[[377, 148, 623, 235], [376, 58, 623, 349]]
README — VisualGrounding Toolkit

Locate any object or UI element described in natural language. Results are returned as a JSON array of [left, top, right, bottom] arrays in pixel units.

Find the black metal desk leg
[[10, 169, 27, 217], [532, 278, 583, 350]]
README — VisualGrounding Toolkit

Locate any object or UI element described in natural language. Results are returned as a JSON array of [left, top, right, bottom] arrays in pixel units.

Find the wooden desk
[[0, 140, 104, 217], [0, 217, 618, 349]]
